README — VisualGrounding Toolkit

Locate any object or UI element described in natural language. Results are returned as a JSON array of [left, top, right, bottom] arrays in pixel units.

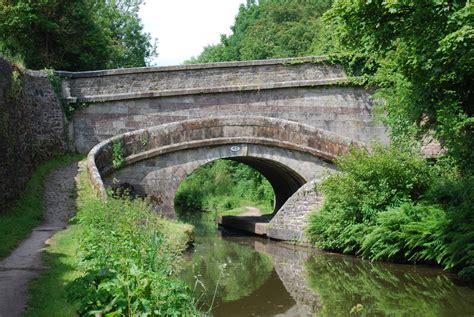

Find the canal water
[[177, 213, 474, 316]]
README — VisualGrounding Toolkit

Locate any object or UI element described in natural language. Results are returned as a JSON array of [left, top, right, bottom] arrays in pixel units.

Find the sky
[[139, 0, 245, 66]]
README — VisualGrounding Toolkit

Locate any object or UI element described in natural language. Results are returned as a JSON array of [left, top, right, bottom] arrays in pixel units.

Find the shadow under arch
[[229, 156, 306, 212]]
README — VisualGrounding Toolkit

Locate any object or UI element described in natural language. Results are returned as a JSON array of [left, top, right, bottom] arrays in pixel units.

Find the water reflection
[[180, 235, 274, 304], [178, 213, 474, 316], [305, 255, 474, 316]]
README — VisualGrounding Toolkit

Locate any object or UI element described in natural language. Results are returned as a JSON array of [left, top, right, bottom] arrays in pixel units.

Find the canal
[[177, 213, 474, 316]]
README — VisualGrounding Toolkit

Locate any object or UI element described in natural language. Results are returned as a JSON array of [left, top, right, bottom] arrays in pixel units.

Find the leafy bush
[[322, 145, 433, 220], [360, 203, 448, 263], [112, 140, 124, 169], [426, 176, 474, 278], [67, 173, 198, 316], [306, 146, 474, 278]]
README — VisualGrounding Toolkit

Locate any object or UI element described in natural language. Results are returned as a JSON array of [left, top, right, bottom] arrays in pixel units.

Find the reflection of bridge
[[61, 57, 387, 241], [254, 241, 321, 316]]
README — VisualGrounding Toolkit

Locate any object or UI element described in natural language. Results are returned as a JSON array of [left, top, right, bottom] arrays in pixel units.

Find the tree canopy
[[325, 0, 473, 172], [0, 0, 157, 71], [185, 0, 333, 64]]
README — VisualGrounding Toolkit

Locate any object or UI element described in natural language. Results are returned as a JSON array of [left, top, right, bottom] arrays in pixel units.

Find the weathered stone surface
[[61, 57, 387, 153], [75, 57, 386, 241], [59, 56, 341, 100], [86, 117, 355, 240], [105, 143, 332, 218], [267, 179, 325, 242], [0, 57, 67, 210], [255, 242, 322, 315]]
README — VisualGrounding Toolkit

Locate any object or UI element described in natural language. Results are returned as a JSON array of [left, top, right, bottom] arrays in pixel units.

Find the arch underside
[[230, 156, 306, 212]]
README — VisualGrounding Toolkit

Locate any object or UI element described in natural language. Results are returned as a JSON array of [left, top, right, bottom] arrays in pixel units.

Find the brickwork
[[267, 179, 325, 241]]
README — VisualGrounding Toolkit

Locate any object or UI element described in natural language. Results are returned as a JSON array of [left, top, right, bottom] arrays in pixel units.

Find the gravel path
[[239, 206, 262, 217], [0, 163, 80, 317]]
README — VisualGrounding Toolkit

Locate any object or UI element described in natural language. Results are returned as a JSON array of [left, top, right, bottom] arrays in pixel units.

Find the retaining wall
[[0, 57, 68, 210]]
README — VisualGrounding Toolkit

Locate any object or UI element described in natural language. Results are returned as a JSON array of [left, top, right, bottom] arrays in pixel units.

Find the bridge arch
[[87, 116, 363, 219]]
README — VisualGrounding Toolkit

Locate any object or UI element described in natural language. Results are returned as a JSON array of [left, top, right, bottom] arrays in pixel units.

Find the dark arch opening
[[228, 157, 306, 212]]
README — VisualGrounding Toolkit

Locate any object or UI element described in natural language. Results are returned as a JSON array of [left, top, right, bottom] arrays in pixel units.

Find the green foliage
[[306, 146, 474, 278], [360, 203, 448, 263], [0, 0, 157, 71], [323, 0, 474, 172], [0, 44, 25, 69], [175, 159, 274, 214], [112, 140, 125, 170], [0, 154, 82, 259], [426, 176, 474, 278], [185, 0, 333, 63], [67, 171, 198, 316], [315, 146, 433, 226], [7, 69, 22, 100]]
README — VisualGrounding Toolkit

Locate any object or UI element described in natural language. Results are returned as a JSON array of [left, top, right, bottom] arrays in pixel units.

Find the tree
[[186, 0, 332, 63], [324, 0, 473, 172], [0, 0, 157, 70]]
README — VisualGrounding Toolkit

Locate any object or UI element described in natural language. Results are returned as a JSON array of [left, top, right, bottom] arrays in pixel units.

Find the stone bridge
[[60, 56, 386, 241]]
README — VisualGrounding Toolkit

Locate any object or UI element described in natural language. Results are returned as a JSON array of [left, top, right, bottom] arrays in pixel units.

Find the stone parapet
[[59, 56, 343, 102]]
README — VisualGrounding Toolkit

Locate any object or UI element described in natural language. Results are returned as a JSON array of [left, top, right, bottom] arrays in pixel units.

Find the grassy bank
[[0, 154, 83, 259], [306, 146, 474, 279], [25, 167, 197, 316]]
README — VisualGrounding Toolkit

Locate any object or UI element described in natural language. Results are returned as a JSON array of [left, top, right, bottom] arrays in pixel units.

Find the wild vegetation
[[306, 146, 474, 278], [304, 1, 473, 278], [25, 167, 198, 316], [324, 0, 473, 173], [175, 160, 274, 215], [0, 0, 157, 70]]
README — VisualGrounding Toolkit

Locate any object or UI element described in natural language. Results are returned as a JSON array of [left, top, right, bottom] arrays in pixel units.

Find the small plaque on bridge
[[230, 145, 241, 152]]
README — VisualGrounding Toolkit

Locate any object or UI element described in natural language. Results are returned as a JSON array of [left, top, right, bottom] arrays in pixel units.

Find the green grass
[[25, 165, 197, 316], [23, 224, 82, 316], [0, 154, 83, 259]]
